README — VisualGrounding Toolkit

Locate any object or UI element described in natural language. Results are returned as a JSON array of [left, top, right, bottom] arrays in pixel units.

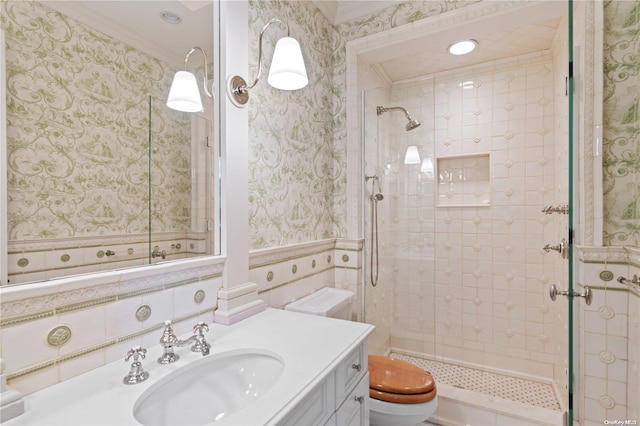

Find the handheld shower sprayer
[[376, 106, 421, 131], [365, 174, 384, 202], [365, 174, 383, 287]]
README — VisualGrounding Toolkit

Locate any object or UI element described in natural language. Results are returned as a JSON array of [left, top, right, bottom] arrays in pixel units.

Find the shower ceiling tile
[[377, 17, 562, 83]]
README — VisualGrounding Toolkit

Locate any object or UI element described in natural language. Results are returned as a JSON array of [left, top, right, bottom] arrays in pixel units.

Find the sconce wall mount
[[227, 18, 308, 108]]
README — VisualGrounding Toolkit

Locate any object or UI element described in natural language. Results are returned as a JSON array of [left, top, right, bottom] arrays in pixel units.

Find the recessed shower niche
[[436, 153, 490, 207]]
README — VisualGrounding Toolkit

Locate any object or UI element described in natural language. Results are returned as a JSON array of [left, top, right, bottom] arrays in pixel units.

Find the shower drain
[[391, 353, 562, 411]]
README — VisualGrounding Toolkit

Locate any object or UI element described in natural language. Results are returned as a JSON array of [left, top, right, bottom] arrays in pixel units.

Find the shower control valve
[[543, 238, 568, 259], [541, 204, 569, 215]]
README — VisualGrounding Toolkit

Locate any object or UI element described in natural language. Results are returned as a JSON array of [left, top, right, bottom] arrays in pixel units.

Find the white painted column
[[214, 1, 265, 324], [217, 0, 249, 287]]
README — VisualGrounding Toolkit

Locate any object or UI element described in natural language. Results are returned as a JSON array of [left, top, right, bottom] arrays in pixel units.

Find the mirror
[[1, 1, 217, 285]]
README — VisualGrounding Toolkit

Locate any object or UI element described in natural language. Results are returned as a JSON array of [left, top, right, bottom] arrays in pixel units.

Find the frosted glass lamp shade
[[166, 71, 203, 112], [404, 146, 421, 164], [267, 37, 308, 90], [421, 158, 434, 174]]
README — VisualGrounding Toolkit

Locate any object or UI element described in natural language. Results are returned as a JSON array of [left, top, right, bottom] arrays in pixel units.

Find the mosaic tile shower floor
[[391, 353, 562, 411]]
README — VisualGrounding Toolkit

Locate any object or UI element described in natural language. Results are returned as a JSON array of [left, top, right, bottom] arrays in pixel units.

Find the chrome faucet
[[157, 320, 211, 364]]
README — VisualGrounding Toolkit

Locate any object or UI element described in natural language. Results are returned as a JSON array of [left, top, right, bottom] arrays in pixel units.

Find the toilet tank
[[284, 288, 354, 320]]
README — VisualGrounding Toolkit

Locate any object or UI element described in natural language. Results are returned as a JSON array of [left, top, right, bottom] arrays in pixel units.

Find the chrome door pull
[[549, 283, 592, 305], [543, 238, 568, 259]]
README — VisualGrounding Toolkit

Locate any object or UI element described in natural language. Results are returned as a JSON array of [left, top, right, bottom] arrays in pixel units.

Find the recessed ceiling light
[[448, 39, 477, 55], [160, 11, 181, 25]]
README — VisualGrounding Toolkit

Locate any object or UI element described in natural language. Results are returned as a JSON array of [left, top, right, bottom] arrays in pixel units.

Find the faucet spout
[[157, 320, 211, 364], [173, 335, 197, 348], [158, 320, 181, 364]]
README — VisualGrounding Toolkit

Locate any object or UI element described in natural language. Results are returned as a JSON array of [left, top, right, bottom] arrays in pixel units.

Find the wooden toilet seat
[[368, 355, 437, 404]]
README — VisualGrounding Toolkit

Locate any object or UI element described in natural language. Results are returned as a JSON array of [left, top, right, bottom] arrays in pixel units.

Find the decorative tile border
[[578, 246, 630, 264], [257, 265, 336, 295], [251, 239, 363, 297], [6, 307, 215, 382], [0, 257, 225, 327], [249, 238, 337, 269]]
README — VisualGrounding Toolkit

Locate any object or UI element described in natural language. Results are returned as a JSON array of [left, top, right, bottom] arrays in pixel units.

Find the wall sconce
[[420, 157, 434, 175], [166, 46, 213, 112], [226, 18, 308, 108], [404, 146, 421, 164]]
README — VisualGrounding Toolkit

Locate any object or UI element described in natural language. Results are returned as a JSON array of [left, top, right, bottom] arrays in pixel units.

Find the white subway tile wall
[[368, 51, 567, 381], [579, 248, 640, 425]]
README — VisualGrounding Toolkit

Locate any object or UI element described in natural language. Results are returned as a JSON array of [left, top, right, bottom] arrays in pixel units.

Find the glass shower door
[[361, 3, 576, 418], [148, 96, 216, 264]]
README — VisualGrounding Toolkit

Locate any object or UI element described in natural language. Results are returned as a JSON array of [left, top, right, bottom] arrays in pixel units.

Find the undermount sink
[[133, 349, 285, 426]]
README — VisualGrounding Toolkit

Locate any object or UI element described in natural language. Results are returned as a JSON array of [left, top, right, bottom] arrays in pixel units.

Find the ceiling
[[42, 1, 214, 70], [42, 1, 565, 83], [374, 16, 563, 83]]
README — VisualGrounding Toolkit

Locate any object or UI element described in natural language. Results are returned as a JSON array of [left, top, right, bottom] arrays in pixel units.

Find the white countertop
[[5, 308, 374, 426]]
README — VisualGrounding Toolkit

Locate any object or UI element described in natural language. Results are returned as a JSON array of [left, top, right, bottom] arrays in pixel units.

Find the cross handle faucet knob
[[123, 346, 149, 385], [125, 346, 147, 363], [193, 321, 209, 336]]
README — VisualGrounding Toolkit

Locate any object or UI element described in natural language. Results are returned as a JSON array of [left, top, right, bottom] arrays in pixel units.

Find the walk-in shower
[[361, 4, 570, 424]]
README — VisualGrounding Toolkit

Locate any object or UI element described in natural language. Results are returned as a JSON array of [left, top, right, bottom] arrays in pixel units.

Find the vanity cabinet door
[[335, 372, 369, 426], [279, 373, 335, 426], [335, 342, 367, 403]]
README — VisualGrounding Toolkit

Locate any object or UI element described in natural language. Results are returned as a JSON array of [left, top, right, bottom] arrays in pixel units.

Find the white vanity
[[4, 308, 373, 425]]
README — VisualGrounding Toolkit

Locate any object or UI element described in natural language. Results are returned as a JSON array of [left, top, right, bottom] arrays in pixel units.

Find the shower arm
[[376, 106, 413, 120]]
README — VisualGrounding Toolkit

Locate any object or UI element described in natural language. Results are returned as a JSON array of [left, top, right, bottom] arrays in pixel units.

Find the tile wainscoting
[[0, 239, 364, 397], [0, 257, 224, 396], [578, 246, 640, 425]]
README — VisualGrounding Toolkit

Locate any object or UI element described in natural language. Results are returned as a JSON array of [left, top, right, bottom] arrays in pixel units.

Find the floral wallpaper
[[603, 0, 640, 246], [247, 0, 337, 248], [1, 1, 191, 241]]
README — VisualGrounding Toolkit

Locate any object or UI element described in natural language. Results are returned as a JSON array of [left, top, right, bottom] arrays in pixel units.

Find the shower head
[[406, 118, 421, 131], [376, 105, 421, 132]]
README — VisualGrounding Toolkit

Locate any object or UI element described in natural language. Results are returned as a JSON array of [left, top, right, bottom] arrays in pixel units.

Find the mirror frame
[[1, 28, 7, 285]]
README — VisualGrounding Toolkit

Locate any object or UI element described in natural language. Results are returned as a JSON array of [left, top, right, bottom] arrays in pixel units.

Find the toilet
[[285, 288, 438, 426], [368, 355, 437, 426]]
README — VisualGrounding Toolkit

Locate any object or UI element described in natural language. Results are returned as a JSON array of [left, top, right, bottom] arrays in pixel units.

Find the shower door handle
[[549, 284, 592, 305]]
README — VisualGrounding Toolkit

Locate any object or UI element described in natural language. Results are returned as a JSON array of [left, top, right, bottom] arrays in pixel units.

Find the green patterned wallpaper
[[1, 1, 191, 241], [247, 0, 337, 249], [603, 0, 640, 246]]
